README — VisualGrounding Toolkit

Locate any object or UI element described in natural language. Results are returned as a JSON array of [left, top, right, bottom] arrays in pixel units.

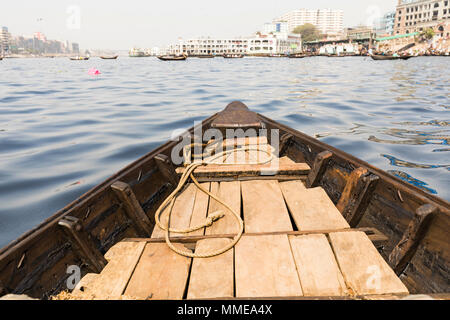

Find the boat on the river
[[288, 54, 307, 59], [196, 54, 215, 58], [157, 54, 187, 61], [129, 48, 150, 58], [70, 56, 89, 61], [100, 55, 119, 60], [371, 54, 412, 61], [223, 54, 244, 59], [0, 101, 448, 300], [269, 54, 287, 58]]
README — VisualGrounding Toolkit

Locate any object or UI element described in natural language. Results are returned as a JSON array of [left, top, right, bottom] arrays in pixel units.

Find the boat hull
[[157, 56, 187, 61], [0, 102, 448, 299], [371, 55, 412, 61]]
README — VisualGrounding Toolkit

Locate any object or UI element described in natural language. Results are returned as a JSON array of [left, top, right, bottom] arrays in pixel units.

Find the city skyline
[[1, 0, 397, 50]]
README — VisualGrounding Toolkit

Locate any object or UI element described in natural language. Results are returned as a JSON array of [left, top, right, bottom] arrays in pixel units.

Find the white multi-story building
[[278, 9, 344, 36], [166, 32, 302, 56], [394, 0, 450, 36]]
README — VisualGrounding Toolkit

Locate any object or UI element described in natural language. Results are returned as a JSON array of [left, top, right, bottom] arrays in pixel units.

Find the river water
[[0, 56, 448, 247]]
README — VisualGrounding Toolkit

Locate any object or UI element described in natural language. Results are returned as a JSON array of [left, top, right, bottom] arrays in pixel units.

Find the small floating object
[[88, 68, 101, 75]]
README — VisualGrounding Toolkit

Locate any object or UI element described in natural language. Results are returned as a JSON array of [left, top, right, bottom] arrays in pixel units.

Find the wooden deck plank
[[188, 182, 211, 236], [280, 183, 350, 231], [205, 181, 241, 235], [124, 243, 192, 300], [329, 231, 409, 295], [187, 238, 234, 299], [81, 241, 145, 299], [151, 183, 197, 238], [235, 235, 303, 298], [175, 162, 310, 177], [241, 180, 293, 233], [289, 234, 348, 296]]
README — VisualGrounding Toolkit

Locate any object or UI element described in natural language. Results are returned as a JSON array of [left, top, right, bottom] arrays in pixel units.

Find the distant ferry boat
[[70, 56, 89, 61], [129, 48, 150, 57]]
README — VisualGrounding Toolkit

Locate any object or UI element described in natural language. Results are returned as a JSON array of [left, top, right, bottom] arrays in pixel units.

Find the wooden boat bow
[[0, 101, 448, 300]]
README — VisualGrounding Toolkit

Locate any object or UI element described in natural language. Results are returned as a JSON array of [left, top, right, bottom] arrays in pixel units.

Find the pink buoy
[[88, 68, 101, 75]]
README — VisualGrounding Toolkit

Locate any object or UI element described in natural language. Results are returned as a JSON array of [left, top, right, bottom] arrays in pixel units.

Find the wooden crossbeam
[[58, 216, 107, 273], [111, 181, 153, 237], [155, 154, 179, 186], [306, 151, 332, 188], [388, 204, 437, 275]]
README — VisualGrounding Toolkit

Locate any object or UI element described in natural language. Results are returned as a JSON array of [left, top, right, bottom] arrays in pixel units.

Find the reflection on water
[[382, 154, 449, 170], [0, 56, 449, 247], [388, 170, 438, 195]]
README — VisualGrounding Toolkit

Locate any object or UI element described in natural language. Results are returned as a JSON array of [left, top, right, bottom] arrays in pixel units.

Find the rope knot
[[205, 211, 225, 227]]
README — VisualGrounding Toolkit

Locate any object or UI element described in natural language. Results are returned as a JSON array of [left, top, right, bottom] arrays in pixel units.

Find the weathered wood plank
[[58, 216, 107, 273], [151, 184, 197, 238], [155, 154, 179, 186], [241, 180, 293, 233], [389, 204, 437, 275], [175, 162, 310, 177], [235, 235, 303, 298], [71, 273, 99, 298], [289, 234, 348, 296], [306, 151, 332, 188], [79, 241, 146, 299], [188, 182, 211, 236], [329, 231, 409, 295], [211, 101, 262, 129], [124, 243, 192, 300], [187, 238, 234, 299], [336, 167, 368, 212], [205, 181, 241, 235], [111, 181, 153, 237], [279, 183, 349, 231]]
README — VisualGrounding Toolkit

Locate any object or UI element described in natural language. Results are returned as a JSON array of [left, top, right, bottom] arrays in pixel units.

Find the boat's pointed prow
[[212, 101, 262, 129], [223, 101, 250, 112]]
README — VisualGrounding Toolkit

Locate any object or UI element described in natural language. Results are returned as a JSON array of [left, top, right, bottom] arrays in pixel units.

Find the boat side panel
[[262, 116, 449, 294]]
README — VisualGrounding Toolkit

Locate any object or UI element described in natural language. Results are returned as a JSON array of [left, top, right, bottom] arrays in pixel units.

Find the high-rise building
[[0, 27, 12, 54], [278, 9, 344, 36], [72, 43, 80, 54], [374, 12, 396, 36], [394, 0, 450, 35]]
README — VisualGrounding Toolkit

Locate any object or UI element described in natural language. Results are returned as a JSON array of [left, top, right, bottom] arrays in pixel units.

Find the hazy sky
[[1, 0, 397, 50]]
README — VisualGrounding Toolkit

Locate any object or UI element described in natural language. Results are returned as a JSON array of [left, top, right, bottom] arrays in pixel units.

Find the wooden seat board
[[289, 234, 348, 296], [280, 183, 350, 231], [124, 243, 192, 300], [241, 180, 293, 233], [205, 181, 241, 235], [234, 234, 303, 298], [151, 183, 197, 238], [81, 241, 146, 299], [329, 231, 409, 296], [187, 238, 234, 299]]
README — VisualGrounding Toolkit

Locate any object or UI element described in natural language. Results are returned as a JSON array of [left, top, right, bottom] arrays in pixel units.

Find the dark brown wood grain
[[111, 181, 153, 237], [306, 151, 333, 188], [389, 204, 437, 275]]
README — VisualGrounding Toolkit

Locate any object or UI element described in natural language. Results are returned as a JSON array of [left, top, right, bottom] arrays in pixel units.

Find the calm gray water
[[0, 56, 449, 248]]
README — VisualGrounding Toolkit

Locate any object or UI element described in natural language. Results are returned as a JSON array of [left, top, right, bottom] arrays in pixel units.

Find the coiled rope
[[154, 142, 275, 258]]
